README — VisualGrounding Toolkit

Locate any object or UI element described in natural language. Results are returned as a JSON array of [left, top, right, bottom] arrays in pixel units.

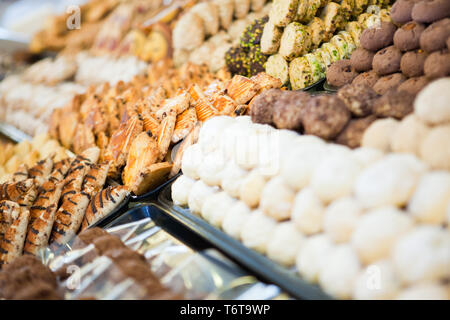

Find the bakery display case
[[0, 0, 448, 301]]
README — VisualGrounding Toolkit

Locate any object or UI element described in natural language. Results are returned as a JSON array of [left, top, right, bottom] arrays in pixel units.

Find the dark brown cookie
[[350, 48, 375, 72], [302, 95, 351, 140], [373, 45, 403, 76], [373, 73, 407, 95], [326, 59, 358, 87], [272, 91, 310, 130], [74, 227, 108, 249], [92, 235, 126, 255], [373, 89, 415, 119], [420, 18, 450, 52], [412, 0, 450, 23], [337, 83, 379, 117], [249, 88, 284, 125], [335, 115, 377, 149], [390, 0, 417, 24], [424, 50, 450, 79], [13, 280, 63, 300], [397, 76, 431, 96], [360, 22, 397, 52], [352, 70, 380, 87], [394, 21, 425, 51], [400, 50, 428, 77]]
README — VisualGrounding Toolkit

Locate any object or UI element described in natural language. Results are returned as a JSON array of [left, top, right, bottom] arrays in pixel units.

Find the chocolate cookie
[[326, 59, 359, 87], [397, 76, 431, 96], [92, 235, 126, 254], [272, 91, 310, 130], [302, 95, 350, 140], [360, 22, 397, 52], [424, 50, 450, 78], [412, 0, 450, 23], [335, 115, 377, 149], [373, 45, 403, 76], [400, 50, 428, 77], [352, 70, 380, 87], [420, 18, 450, 52], [350, 48, 375, 72], [249, 88, 284, 125], [394, 21, 425, 51], [390, 0, 417, 24], [337, 83, 379, 117], [373, 89, 415, 119], [373, 73, 407, 95]]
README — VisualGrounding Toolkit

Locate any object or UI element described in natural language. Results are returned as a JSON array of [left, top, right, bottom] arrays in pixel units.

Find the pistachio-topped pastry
[[247, 46, 269, 76], [225, 46, 250, 76], [240, 16, 269, 50]]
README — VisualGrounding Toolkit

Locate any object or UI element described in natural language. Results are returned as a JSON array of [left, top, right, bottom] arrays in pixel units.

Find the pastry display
[[257, 1, 393, 87], [173, 0, 272, 72], [48, 58, 281, 195], [364, 78, 450, 170], [173, 115, 450, 300], [0, 146, 130, 264], [0, 0, 448, 302]]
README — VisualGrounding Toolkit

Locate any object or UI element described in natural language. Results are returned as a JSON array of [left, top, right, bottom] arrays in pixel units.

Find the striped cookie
[[51, 192, 90, 244], [0, 200, 20, 240], [82, 162, 111, 198], [48, 158, 71, 184], [28, 157, 53, 186], [81, 186, 130, 231], [12, 164, 29, 182], [0, 179, 34, 202], [0, 207, 30, 265]]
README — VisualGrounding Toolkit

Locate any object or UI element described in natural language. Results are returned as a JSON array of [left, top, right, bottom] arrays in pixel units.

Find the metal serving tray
[[101, 204, 285, 300], [323, 81, 338, 93], [0, 122, 32, 142], [155, 184, 332, 300], [302, 78, 325, 92]]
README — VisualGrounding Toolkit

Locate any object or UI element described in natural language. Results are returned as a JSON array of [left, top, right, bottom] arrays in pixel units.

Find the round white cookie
[[318, 244, 361, 300], [354, 154, 427, 209], [172, 175, 196, 206], [241, 210, 277, 254], [323, 197, 362, 243], [260, 176, 296, 221], [197, 151, 226, 186], [353, 260, 401, 300], [181, 144, 203, 180], [280, 143, 327, 191], [419, 125, 450, 171], [222, 201, 252, 240], [311, 153, 362, 204], [296, 234, 334, 283], [239, 169, 267, 208], [392, 226, 450, 285], [408, 171, 450, 225], [220, 161, 248, 198], [396, 283, 450, 300], [292, 188, 325, 235], [390, 114, 430, 156], [414, 78, 450, 126], [362, 118, 399, 152], [267, 222, 305, 267], [351, 147, 384, 169], [188, 180, 218, 215], [201, 191, 236, 227], [352, 206, 413, 265], [199, 116, 234, 153]]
